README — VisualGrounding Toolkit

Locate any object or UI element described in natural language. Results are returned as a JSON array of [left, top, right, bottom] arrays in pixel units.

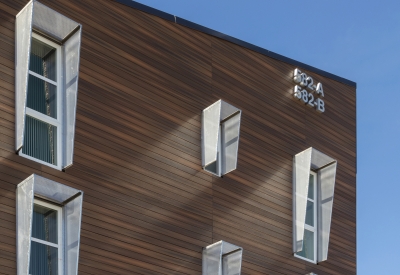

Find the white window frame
[[295, 171, 317, 263], [19, 32, 63, 170], [31, 199, 64, 275]]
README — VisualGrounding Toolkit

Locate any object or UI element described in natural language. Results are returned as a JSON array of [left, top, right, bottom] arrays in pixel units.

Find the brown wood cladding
[[0, 0, 356, 274]]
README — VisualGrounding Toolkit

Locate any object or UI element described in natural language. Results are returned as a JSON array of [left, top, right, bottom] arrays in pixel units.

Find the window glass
[[22, 116, 57, 165], [30, 202, 60, 275], [30, 38, 57, 81], [307, 174, 314, 200], [295, 172, 317, 263], [32, 204, 58, 243], [27, 75, 57, 118], [305, 200, 314, 226], [296, 229, 314, 261], [22, 35, 60, 167], [29, 241, 58, 275], [205, 161, 217, 174]]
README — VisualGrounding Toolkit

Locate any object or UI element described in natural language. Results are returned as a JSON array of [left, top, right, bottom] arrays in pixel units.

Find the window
[[202, 240, 243, 275], [293, 147, 337, 263], [16, 174, 83, 275], [15, 1, 82, 170], [202, 100, 242, 177], [30, 200, 63, 275], [295, 171, 317, 263], [20, 34, 62, 169]]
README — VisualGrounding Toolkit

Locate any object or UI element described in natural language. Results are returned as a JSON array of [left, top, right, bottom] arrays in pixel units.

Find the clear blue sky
[[134, 1, 399, 274]]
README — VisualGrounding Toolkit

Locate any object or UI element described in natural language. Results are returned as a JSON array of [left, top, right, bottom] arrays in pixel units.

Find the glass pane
[[29, 241, 58, 275], [305, 200, 314, 226], [27, 74, 57, 118], [22, 116, 57, 165], [30, 38, 57, 81], [32, 204, 58, 243], [296, 229, 314, 261], [205, 161, 217, 174], [308, 174, 314, 200]]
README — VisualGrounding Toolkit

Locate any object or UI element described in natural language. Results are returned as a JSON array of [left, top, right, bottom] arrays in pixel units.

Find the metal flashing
[[114, 0, 175, 22], [114, 0, 356, 88]]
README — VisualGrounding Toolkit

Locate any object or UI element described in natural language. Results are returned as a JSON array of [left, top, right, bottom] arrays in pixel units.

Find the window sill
[[19, 151, 62, 171]]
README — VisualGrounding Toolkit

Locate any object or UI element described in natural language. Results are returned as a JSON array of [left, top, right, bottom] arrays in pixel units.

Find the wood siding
[[0, 0, 356, 274]]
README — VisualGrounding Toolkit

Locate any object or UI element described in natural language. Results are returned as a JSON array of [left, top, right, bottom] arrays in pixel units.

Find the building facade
[[0, 0, 356, 274]]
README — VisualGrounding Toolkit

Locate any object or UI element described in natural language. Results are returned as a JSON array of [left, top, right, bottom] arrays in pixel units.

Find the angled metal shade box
[[293, 147, 337, 262], [15, 0, 82, 169], [16, 174, 83, 275], [203, 240, 243, 275], [202, 100, 242, 176]]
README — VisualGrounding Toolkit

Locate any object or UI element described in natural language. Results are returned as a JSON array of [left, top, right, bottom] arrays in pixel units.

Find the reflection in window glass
[[308, 174, 314, 200], [295, 172, 317, 263], [32, 204, 58, 243], [296, 229, 314, 261], [305, 200, 314, 226], [27, 74, 57, 118], [29, 241, 58, 275], [30, 38, 57, 81]]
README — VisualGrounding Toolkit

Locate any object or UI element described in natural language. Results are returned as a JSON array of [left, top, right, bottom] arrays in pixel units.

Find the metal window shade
[[220, 101, 240, 121], [64, 195, 83, 275], [221, 113, 241, 175], [293, 148, 337, 263], [15, 1, 82, 169], [63, 30, 82, 169], [32, 1, 79, 41], [202, 240, 243, 275], [317, 162, 337, 262], [15, 1, 34, 152], [16, 175, 35, 275], [16, 174, 83, 275], [202, 100, 242, 176], [293, 148, 312, 253], [202, 100, 221, 167]]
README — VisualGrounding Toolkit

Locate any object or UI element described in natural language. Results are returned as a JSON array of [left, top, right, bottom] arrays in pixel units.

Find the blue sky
[[133, 1, 400, 274]]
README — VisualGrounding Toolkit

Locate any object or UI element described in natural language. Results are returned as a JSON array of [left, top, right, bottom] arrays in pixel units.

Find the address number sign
[[293, 69, 325, 113]]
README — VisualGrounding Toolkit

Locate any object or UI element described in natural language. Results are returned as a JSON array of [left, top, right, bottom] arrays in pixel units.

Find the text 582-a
[[293, 69, 325, 113]]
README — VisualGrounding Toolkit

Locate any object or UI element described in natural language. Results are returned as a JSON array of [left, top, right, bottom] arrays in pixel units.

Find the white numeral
[[300, 73, 308, 87], [307, 76, 315, 91], [301, 90, 308, 103], [307, 93, 314, 107]]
